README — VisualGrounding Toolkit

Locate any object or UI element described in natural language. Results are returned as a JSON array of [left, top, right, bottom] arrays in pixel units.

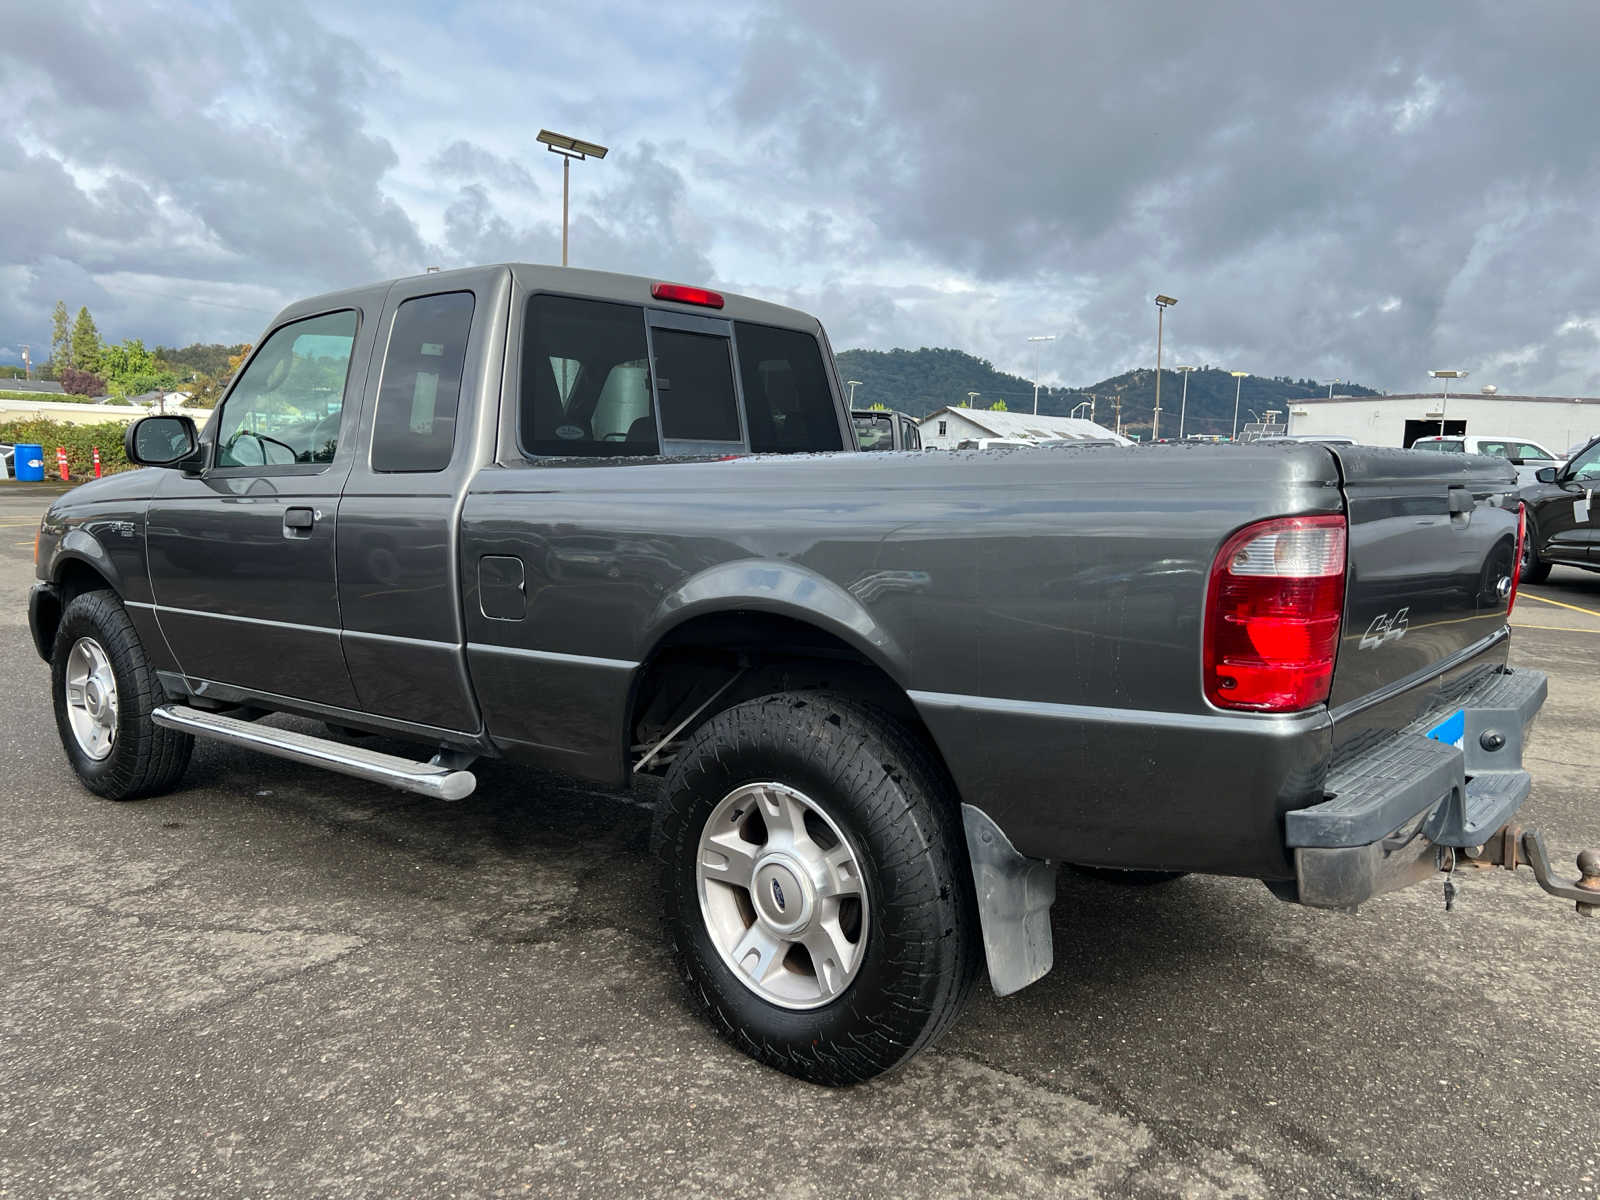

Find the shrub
[[59, 367, 107, 397], [0, 418, 133, 478]]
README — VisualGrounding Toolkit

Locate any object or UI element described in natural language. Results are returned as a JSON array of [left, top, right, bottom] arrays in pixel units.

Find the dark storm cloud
[[731, 0, 1600, 392]]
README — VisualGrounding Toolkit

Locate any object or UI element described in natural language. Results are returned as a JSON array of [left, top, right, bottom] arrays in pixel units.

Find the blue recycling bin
[[13, 444, 45, 482]]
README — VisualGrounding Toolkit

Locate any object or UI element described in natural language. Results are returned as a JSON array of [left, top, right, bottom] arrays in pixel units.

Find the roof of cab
[[267, 263, 822, 335]]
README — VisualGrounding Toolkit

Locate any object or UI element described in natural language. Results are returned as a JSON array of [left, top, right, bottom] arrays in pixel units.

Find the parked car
[[851, 408, 922, 451], [1519, 434, 1600, 581], [1412, 434, 1563, 486], [28, 263, 1583, 1086], [1258, 434, 1358, 445], [953, 437, 1033, 449]]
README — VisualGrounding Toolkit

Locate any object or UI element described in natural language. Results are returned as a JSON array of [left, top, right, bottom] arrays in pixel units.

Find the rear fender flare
[[642, 559, 908, 683]]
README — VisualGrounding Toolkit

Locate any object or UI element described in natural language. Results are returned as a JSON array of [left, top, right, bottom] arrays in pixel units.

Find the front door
[[1528, 439, 1600, 566], [147, 306, 373, 708]]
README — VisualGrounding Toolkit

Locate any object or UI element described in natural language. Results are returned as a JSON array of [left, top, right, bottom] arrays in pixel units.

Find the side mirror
[[1534, 465, 1559, 484], [125, 415, 202, 470]]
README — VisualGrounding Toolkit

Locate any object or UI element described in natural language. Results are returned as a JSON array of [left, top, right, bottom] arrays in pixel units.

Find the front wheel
[[1519, 520, 1551, 584], [50, 590, 193, 800], [654, 691, 981, 1085]]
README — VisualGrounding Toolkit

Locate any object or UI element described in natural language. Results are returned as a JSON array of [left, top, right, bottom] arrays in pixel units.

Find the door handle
[[283, 507, 315, 534]]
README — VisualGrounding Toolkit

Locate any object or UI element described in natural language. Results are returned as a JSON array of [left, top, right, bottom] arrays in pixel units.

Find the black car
[[1520, 435, 1600, 581]]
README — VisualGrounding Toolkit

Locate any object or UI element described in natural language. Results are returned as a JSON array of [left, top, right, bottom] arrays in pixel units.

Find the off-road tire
[[50, 590, 193, 801], [1519, 519, 1551, 584], [654, 691, 982, 1086]]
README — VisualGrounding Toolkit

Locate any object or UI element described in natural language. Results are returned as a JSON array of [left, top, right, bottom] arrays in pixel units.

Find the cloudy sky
[[3, 0, 1600, 394]]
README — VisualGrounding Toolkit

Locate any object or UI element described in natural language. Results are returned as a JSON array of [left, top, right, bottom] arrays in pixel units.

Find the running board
[[151, 705, 477, 801]]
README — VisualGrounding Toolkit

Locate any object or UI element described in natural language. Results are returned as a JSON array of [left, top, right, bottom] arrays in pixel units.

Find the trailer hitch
[[1459, 825, 1600, 916]]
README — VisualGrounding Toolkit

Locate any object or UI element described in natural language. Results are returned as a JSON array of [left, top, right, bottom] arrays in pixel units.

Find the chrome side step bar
[[151, 705, 477, 801]]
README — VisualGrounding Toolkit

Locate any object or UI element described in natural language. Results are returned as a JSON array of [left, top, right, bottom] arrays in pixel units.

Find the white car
[[1410, 434, 1563, 485]]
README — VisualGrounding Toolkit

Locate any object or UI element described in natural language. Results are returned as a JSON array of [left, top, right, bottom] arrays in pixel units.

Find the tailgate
[[1326, 446, 1521, 711]]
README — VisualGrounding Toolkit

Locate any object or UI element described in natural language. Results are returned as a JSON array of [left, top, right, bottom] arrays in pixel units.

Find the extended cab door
[[146, 303, 377, 707], [333, 267, 509, 732]]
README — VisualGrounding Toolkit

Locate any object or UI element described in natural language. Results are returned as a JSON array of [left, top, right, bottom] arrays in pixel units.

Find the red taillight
[[1204, 515, 1347, 712], [1508, 501, 1526, 614], [651, 281, 724, 309]]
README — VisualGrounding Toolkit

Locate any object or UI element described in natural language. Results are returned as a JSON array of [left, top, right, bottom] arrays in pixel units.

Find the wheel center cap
[[85, 680, 102, 714], [752, 857, 813, 933]]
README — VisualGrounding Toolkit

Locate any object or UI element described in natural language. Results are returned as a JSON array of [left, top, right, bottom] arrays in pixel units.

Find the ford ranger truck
[[28, 264, 1597, 1086]]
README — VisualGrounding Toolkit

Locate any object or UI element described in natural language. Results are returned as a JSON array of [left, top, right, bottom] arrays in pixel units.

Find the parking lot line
[[1511, 621, 1600, 634], [1518, 592, 1600, 619]]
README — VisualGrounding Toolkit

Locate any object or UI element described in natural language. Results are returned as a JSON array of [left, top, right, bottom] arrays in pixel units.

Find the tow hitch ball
[[1456, 826, 1600, 916]]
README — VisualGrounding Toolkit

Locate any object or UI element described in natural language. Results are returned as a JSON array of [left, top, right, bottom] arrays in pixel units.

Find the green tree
[[49, 301, 71, 376], [71, 306, 102, 373], [867, 401, 887, 410], [990, 399, 1008, 411], [99, 338, 177, 398]]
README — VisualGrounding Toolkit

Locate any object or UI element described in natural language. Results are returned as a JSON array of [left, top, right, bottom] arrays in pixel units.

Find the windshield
[[1569, 441, 1600, 481], [852, 412, 895, 450]]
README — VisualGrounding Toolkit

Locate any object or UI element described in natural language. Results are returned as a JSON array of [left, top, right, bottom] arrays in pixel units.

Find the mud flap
[[961, 804, 1058, 995]]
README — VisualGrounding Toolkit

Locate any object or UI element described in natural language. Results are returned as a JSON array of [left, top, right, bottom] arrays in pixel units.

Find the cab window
[[1570, 442, 1600, 481], [521, 295, 657, 457], [372, 292, 474, 473], [853, 412, 894, 451], [215, 310, 357, 468], [735, 322, 842, 453]]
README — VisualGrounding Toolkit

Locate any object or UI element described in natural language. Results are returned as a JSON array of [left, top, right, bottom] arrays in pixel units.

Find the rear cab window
[[517, 292, 843, 460]]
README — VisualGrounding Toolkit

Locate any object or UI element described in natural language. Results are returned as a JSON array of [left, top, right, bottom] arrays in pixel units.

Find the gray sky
[[3, 0, 1599, 394]]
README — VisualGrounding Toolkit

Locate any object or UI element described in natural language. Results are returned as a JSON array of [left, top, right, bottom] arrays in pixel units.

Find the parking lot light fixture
[[1153, 295, 1177, 439], [1175, 365, 1196, 438], [1428, 369, 1467, 434], [846, 380, 863, 405], [1327, 378, 1342, 399], [1027, 335, 1056, 414], [967, 391, 980, 409], [537, 129, 609, 267], [1230, 371, 1248, 440]]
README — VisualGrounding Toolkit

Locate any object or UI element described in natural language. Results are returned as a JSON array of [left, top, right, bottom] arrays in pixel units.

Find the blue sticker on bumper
[[1426, 708, 1466, 750]]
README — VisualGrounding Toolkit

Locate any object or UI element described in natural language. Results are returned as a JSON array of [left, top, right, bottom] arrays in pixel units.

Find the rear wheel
[[654, 691, 981, 1085], [50, 590, 192, 800], [1519, 519, 1551, 584]]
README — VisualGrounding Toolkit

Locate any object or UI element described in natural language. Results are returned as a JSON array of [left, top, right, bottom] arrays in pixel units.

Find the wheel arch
[[32, 551, 119, 659]]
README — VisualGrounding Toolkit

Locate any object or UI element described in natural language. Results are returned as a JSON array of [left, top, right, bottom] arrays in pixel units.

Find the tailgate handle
[[1447, 486, 1473, 516]]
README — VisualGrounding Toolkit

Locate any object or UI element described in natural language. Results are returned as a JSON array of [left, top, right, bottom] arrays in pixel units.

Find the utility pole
[[1112, 393, 1122, 436], [1027, 334, 1055, 414], [1176, 365, 1196, 439], [1153, 295, 1177, 439], [20, 344, 30, 382]]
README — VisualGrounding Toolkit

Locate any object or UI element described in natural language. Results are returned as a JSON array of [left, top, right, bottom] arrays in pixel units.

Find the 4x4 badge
[[1359, 607, 1409, 649]]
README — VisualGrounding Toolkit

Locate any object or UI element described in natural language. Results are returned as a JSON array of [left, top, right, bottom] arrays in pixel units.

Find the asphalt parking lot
[[1, 483, 1597, 1200]]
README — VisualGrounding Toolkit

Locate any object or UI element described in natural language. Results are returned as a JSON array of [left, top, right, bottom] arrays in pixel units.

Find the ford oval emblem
[[770, 878, 786, 912]]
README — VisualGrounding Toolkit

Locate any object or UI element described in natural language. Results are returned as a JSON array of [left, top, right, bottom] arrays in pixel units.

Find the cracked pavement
[[0, 488, 1597, 1198]]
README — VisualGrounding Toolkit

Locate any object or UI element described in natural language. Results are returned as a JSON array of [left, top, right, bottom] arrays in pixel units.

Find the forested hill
[[833, 347, 1380, 437]]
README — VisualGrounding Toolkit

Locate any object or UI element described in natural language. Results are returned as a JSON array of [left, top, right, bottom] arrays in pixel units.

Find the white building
[[917, 406, 1129, 449], [1286, 391, 1600, 454]]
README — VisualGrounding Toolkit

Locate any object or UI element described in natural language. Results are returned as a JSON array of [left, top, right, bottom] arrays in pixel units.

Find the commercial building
[[1285, 392, 1599, 453], [917, 406, 1128, 448]]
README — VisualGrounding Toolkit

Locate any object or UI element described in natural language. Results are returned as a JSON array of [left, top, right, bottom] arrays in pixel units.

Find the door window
[[1569, 442, 1600, 481], [521, 296, 656, 456], [734, 322, 842, 453], [1516, 442, 1555, 461], [215, 310, 358, 468], [902, 417, 921, 449], [654, 327, 742, 443], [372, 292, 475, 473]]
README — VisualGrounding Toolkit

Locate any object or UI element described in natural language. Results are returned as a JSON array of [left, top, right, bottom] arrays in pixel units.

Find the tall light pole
[[1230, 370, 1248, 440], [1428, 369, 1466, 435], [1027, 334, 1055, 414], [1326, 377, 1342, 399], [1175, 365, 1196, 438], [846, 379, 863, 406], [966, 391, 980, 409], [1152, 295, 1177, 439], [537, 129, 609, 267]]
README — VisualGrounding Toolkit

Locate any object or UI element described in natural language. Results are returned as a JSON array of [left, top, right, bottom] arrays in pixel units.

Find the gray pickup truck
[[29, 264, 1597, 1085]]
